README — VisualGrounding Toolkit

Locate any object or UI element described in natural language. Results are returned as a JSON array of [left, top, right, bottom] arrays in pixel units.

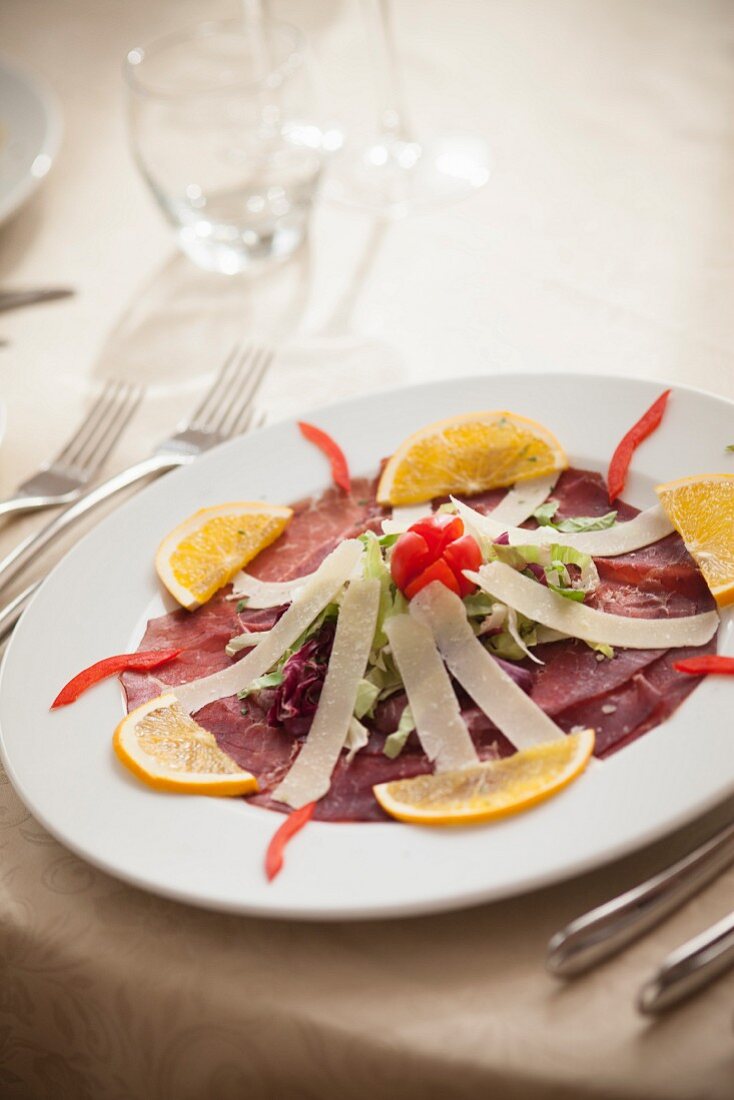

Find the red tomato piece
[[404, 557, 462, 600], [390, 530, 431, 591], [443, 534, 483, 596], [409, 514, 464, 560]]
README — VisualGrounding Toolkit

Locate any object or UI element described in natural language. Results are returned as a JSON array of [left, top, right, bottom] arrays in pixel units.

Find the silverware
[[0, 288, 75, 314], [638, 910, 734, 1014], [546, 820, 734, 977], [0, 381, 142, 521], [0, 344, 272, 632]]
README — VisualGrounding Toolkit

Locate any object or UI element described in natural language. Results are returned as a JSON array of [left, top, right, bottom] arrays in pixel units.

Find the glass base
[[325, 130, 490, 215], [175, 219, 307, 275]]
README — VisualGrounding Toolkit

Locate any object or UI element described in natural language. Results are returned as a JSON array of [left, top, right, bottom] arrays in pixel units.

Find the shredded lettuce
[[236, 670, 284, 699], [586, 640, 614, 659], [533, 500, 618, 533], [354, 677, 380, 720], [489, 541, 599, 601], [383, 705, 416, 759], [345, 716, 369, 762]]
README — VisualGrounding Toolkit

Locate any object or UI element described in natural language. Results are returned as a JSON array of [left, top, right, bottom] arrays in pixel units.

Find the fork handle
[[0, 496, 68, 521], [546, 820, 734, 977], [0, 453, 185, 596]]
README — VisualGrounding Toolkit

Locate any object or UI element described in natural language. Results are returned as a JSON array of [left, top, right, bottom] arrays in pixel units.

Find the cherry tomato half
[[404, 557, 462, 600], [390, 530, 431, 592], [443, 534, 483, 596]]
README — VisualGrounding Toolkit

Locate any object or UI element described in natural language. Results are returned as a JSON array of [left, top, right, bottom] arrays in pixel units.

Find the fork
[[0, 344, 272, 614], [0, 380, 142, 520]]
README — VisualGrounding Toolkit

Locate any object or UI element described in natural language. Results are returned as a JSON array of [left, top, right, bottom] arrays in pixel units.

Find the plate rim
[[1, 369, 733, 920]]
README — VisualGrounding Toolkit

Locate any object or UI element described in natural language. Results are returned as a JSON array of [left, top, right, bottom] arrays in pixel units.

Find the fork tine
[[223, 349, 273, 437], [71, 382, 144, 474], [186, 344, 241, 429], [212, 346, 272, 438], [53, 381, 123, 468]]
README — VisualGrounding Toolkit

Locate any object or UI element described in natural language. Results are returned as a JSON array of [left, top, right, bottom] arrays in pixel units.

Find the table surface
[[1, 1, 734, 1097]]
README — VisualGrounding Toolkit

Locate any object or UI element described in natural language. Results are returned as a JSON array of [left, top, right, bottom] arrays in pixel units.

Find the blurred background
[[1, 1, 733, 447]]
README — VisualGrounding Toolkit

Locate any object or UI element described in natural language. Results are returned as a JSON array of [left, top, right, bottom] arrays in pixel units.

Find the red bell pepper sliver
[[265, 801, 316, 882], [298, 421, 351, 493], [51, 649, 182, 709], [607, 389, 671, 503], [673, 655, 734, 676]]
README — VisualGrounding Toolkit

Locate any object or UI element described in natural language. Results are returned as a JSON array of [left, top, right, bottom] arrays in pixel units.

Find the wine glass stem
[[366, 0, 412, 143]]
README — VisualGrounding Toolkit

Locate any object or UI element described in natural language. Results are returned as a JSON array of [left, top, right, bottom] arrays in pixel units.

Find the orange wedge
[[376, 411, 568, 506], [155, 501, 292, 609], [656, 473, 734, 606], [373, 729, 594, 825], [113, 692, 258, 795]]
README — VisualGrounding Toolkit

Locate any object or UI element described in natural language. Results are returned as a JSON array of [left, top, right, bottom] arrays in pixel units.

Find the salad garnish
[[673, 655, 734, 676], [265, 801, 316, 881], [52, 649, 181, 708], [298, 421, 351, 493], [607, 389, 671, 503]]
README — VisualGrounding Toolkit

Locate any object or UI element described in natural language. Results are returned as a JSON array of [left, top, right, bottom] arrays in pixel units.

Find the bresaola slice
[[468, 561, 718, 649], [175, 540, 363, 714], [122, 467, 721, 823], [453, 498, 674, 557]]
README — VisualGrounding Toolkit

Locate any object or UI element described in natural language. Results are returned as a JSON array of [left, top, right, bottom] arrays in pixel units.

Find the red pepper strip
[[51, 649, 182, 709], [298, 421, 351, 493], [673, 655, 734, 676], [607, 389, 671, 503], [265, 801, 316, 882]]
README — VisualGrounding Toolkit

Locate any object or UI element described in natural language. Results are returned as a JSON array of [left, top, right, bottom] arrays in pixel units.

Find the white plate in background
[[0, 55, 62, 226]]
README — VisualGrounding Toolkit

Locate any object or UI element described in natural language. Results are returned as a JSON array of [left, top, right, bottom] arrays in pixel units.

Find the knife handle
[[638, 910, 734, 1014], [546, 821, 734, 977]]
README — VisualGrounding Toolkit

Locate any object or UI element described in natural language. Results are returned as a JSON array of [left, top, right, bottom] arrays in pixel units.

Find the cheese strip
[[381, 503, 434, 536], [229, 572, 312, 608], [489, 473, 559, 526], [273, 578, 380, 808], [468, 561, 719, 649], [453, 498, 674, 557], [384, 614, 479, 772], [410, 584, 566, 750], [175, 539, 363, 714]]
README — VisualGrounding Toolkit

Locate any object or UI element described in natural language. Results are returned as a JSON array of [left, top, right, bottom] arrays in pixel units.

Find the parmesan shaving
[[381, 503, 434, 536], [468, 561, 719, 649], [229, 572, 312, 608], [384, 614, 479, 772], [175, 540, 363, 714], [273, 578, 380, 808], [489, 473, 559, 526], [453, 499, 674, 557], [410, 583, 567, 749]]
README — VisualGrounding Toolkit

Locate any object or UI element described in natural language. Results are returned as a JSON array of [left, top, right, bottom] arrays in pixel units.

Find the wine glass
[[326, 0, 491, 215]]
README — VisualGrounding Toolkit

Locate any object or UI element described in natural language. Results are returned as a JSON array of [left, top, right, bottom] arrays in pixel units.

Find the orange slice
[[155, 501, 292, 609], [113, 692, 258, 795], [373, 729, 594, 825], [656, 473, 734, 606], [376, 411, 568, 506]]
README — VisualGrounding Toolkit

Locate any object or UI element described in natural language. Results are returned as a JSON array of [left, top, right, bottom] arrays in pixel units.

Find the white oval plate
[[1, 373, 733, 920], [0, 55, 62, 225]]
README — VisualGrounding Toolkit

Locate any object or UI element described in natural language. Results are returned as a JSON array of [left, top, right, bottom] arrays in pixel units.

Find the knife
[[546, 820, 734, 977], [638, 910, 734, 1014]]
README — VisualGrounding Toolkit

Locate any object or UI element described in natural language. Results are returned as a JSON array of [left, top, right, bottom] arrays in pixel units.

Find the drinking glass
[[125, 20, 323, 274], [327, 0, 490, 214]]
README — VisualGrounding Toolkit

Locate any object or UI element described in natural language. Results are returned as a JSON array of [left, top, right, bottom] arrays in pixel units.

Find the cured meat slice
[[122, 468, 719, 823]]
